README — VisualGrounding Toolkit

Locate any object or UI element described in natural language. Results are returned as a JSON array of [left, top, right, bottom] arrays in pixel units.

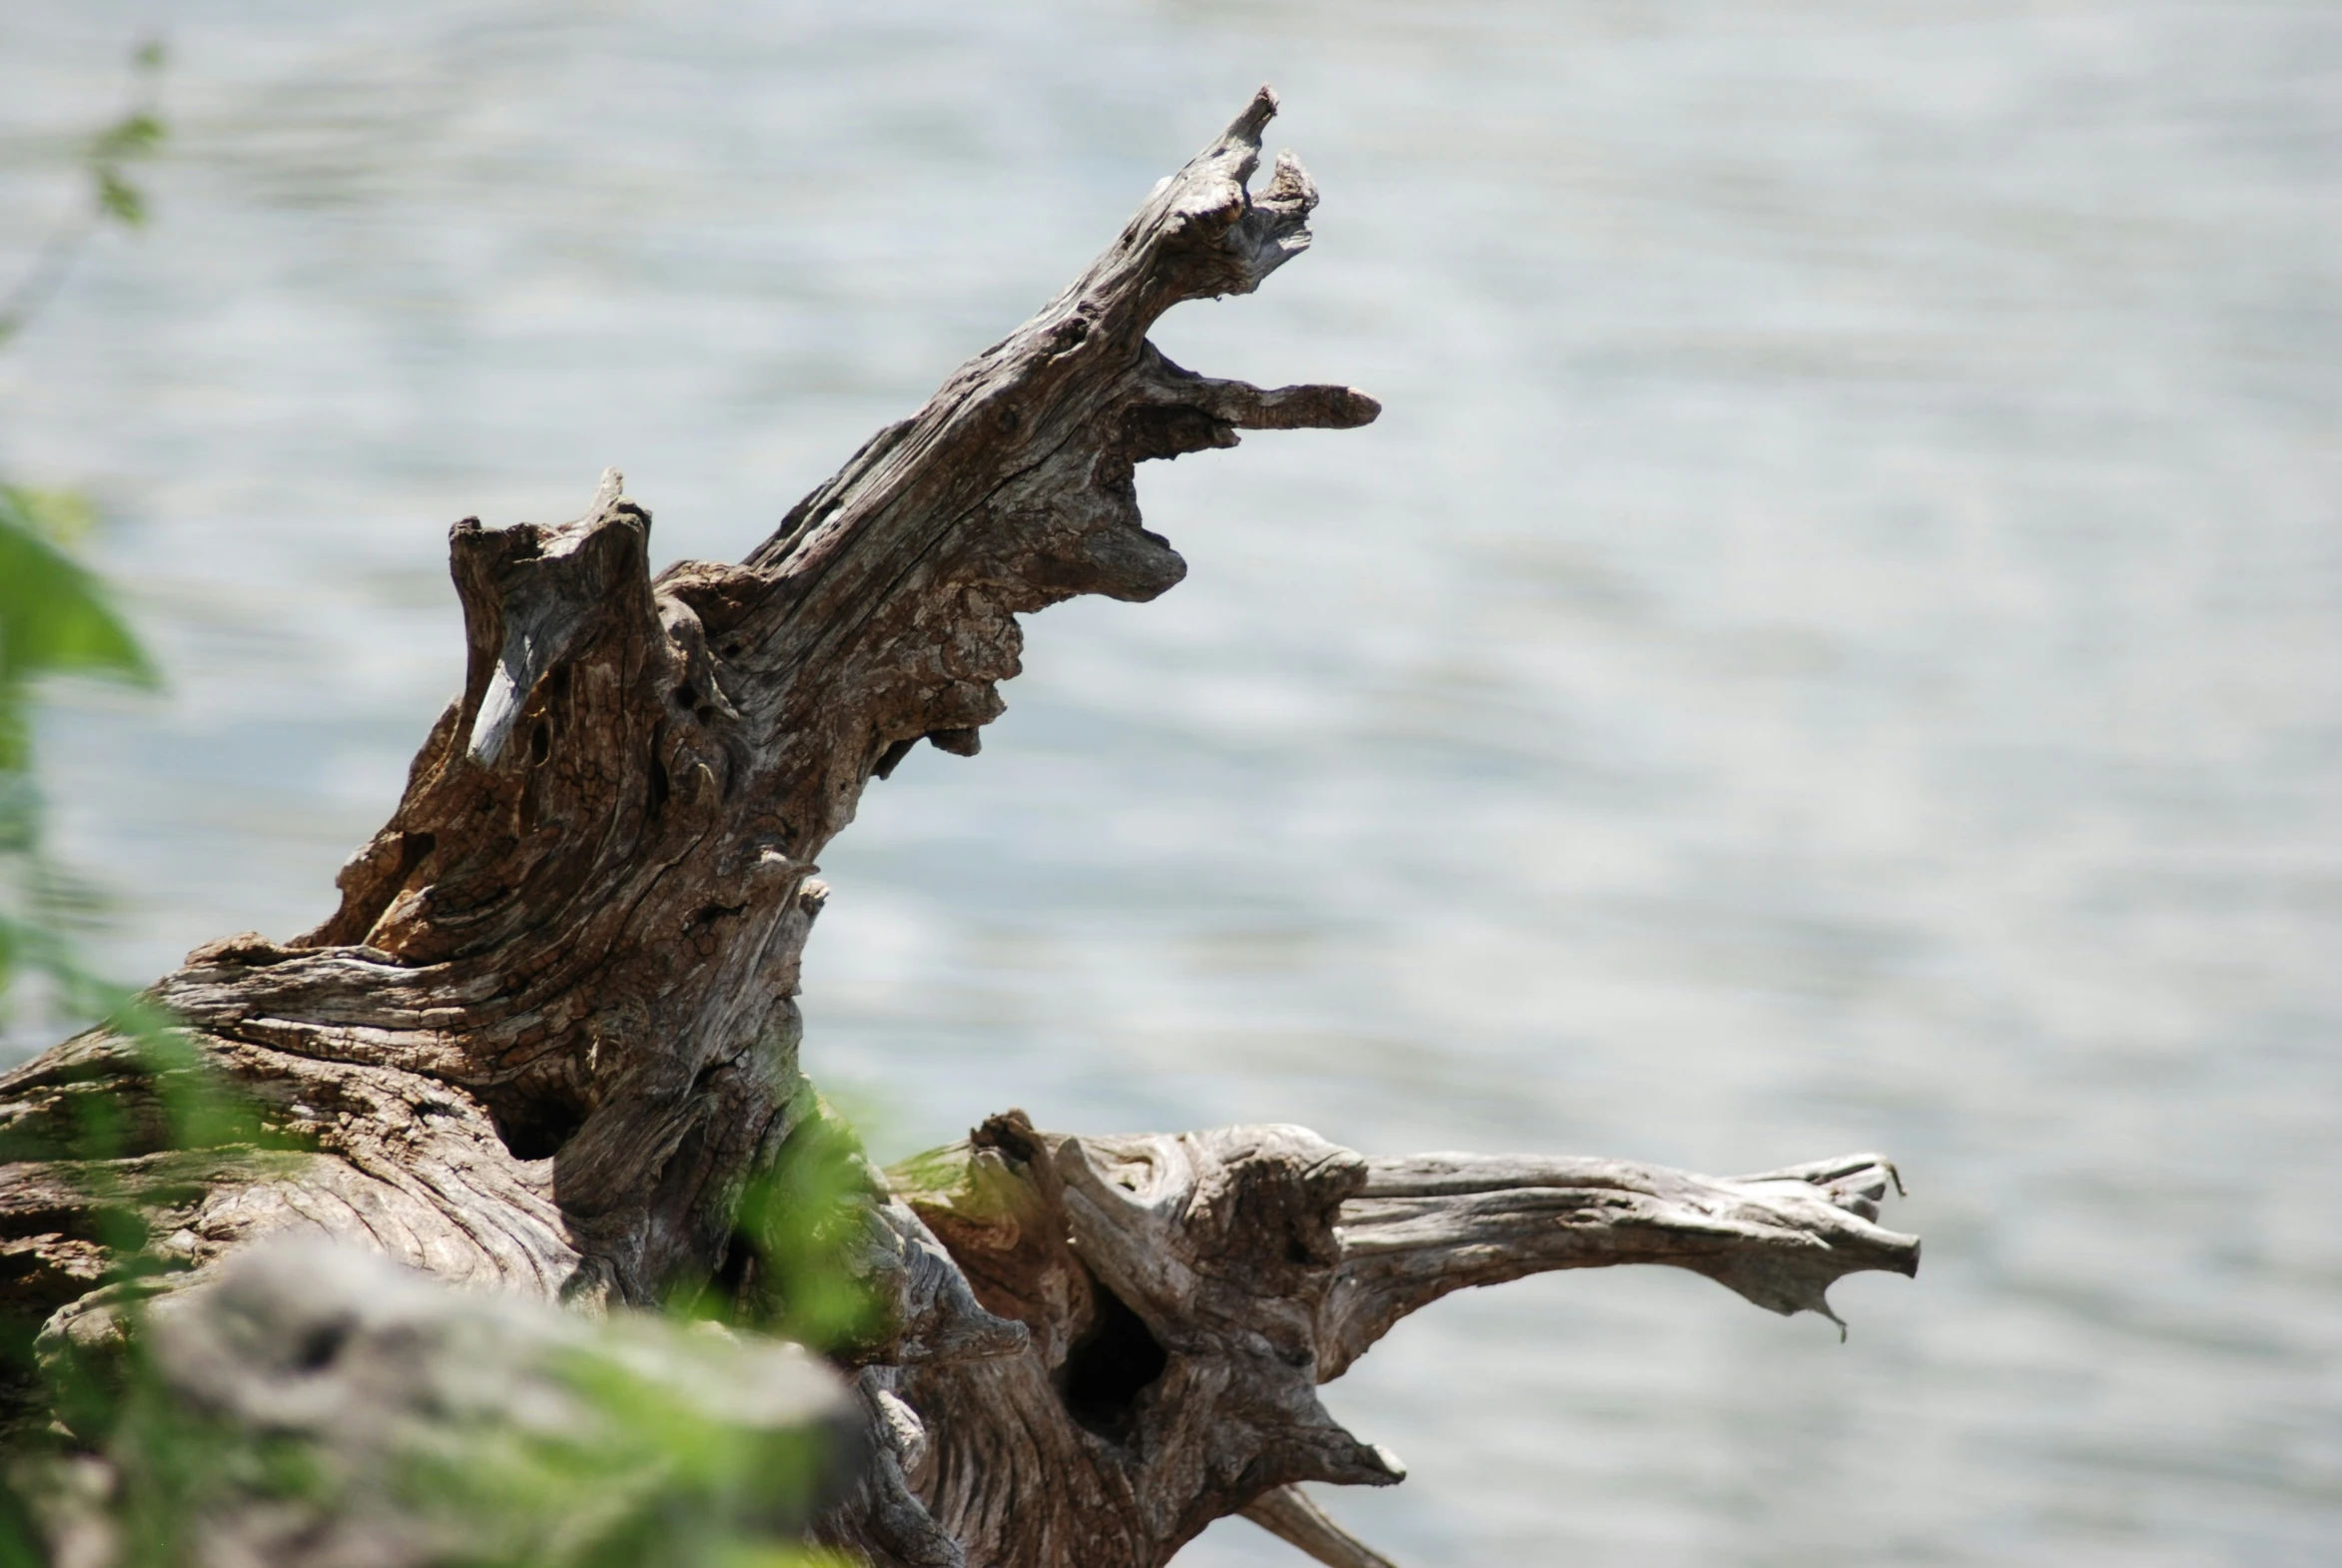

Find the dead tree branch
[[0, 88, 1915, 1568]]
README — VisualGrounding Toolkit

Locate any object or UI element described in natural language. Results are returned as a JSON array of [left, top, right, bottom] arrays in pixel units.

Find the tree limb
[[1240, 1485, 1399, 1568], [876, 1115, 1915, 1567]]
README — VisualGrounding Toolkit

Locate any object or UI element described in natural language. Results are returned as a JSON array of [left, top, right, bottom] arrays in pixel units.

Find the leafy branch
[[0, 39, 169, 348]]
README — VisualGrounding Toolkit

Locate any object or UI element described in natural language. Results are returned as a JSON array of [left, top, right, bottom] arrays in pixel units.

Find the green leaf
[[88, 106, 166, 229], [0, 486, 159, 694], [668, 1097, 886, 1353], [95, 168, 148, 228], [89, 112, 166, 163], [3, 485, 96, 547]]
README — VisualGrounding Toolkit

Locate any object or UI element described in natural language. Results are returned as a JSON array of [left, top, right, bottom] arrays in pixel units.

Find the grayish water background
[[5, 2, 2339, 1562]]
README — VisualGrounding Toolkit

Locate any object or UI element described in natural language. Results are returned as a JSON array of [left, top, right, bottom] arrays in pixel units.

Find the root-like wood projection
[[0, 91, 1917, 1567]]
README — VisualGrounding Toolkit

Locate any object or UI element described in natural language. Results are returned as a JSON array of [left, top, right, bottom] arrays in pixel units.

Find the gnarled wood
[[0, 85, 1374, 1333], [853, 1115, 1915, 1567], [0, 89, 1918, 1567]]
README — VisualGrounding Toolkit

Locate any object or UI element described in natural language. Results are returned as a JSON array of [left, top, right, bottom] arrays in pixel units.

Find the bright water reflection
[[3, 2, 2338, 1563]]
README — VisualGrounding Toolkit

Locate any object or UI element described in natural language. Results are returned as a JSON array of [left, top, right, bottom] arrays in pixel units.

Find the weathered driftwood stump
[[0, 91, 1918, 1567]]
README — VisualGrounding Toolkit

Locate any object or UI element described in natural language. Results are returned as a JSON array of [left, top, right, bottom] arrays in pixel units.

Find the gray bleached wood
[[0, 88, 1918, 1567], [859, 1116, 1915, 1567], [1240, 1486, 1400, 1568], [1327, 1150, 1915, 1358]]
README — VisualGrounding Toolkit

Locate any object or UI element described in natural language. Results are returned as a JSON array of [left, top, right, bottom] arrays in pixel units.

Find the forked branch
[[863, 1116, 1915, 1567]]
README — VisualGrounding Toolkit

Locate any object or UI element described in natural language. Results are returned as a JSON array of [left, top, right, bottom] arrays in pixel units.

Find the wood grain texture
[[0, 90, 1917, 1567], [863, 1115, 1915, 1567]]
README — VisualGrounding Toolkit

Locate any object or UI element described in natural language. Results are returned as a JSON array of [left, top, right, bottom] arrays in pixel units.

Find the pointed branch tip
[[1223, 85, 1279, 148], [1241, 1485, 1402, 1568]]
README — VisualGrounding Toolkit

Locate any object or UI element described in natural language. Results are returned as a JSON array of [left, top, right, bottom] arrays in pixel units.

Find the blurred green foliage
[[0, 483, 160, 1040], [672, 1097, 888, 1357], [0, 33, 171, 1039], [19, 1318, 858, 1568], [410, 1347, 855, 1568], [0, 1079, 868, 1567], [86, 112, 166, 231], [0, 1031, 322, 1566]]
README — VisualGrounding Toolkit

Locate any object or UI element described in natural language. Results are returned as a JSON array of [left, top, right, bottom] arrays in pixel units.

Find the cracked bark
[[0, 90, 1918, 1567]]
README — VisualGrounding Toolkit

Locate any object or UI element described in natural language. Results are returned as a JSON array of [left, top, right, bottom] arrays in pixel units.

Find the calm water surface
[[4, 3, 2339, 1563]]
